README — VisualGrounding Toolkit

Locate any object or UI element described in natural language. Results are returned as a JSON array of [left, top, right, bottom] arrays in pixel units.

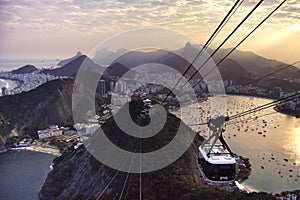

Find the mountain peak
[[184, 42, 193, 49], [57, 51, 83, 66], [75, 51, 82, 56], [42, 55, 104, 77]]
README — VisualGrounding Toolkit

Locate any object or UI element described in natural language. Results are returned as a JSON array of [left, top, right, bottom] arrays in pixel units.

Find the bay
[[174, 95, 300, 193], [0, 150, 56, 200]]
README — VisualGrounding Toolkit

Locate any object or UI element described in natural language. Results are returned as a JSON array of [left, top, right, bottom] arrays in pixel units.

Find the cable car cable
[[161, 0, 243, 104]]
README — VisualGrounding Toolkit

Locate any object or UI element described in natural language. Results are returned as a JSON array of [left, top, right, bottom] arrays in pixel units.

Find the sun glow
[[288, 23, 300, 34], [267, 23, 300, 42]]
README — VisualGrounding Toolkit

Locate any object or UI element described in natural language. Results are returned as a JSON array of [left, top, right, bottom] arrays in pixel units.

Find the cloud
[[0, 0, 299, 61], [0, 0, 298, 35]]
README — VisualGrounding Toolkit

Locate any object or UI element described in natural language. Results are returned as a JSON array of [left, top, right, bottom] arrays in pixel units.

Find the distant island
[[11, 64, 38, 74]]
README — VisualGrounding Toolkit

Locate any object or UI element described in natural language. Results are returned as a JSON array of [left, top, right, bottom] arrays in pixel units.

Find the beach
[[11, 144, 61, 156]]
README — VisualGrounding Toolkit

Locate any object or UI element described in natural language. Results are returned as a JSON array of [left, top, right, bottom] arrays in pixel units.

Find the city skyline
[[0, 0, 299, 65]]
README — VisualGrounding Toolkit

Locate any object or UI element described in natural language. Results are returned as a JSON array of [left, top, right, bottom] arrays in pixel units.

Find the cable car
[[198, 116, 237, 183]]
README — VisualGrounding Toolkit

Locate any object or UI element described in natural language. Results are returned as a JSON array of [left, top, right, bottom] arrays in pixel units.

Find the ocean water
[[175, 95, 300, 193], [0, 150, 56, 200], [0, 58, 58, 72]]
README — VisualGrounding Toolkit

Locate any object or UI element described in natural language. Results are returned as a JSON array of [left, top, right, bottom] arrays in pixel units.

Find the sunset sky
[[0, 0, 299, 64]]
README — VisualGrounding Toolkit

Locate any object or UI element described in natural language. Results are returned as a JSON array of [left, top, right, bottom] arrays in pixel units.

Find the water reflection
[[293, 125, 300, 164], [173, 95, 300, 193]]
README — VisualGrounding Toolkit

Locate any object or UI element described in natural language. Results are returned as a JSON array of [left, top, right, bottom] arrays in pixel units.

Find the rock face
[[39, 147, 110, 200], [39, 100, 275, 200], [11, 64, 38, 74]]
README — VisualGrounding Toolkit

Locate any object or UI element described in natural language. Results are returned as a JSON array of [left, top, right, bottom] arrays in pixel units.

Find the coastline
[[226, 93, 300, 118], [240, 182, 260, 193], [274, 106, 300, 118], [10, 145, 61, 156], [225, 93, 276, 101], [212, 94, 299, 118]]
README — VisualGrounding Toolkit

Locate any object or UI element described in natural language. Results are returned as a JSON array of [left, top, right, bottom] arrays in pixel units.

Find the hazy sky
[[0, 0, 299, 64]]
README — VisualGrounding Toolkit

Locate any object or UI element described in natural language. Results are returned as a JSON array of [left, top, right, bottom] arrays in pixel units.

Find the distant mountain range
[[116, 44, 296, 82], [88, 43, 300, 81], [11, 43, 300, 89], [211, 48, 300, 79]]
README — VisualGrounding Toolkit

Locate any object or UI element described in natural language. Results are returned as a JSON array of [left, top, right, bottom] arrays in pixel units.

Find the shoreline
[[9, 145, 61, 156], [226, 94, 299, 118], [225, 93, 276, 101], [205, 94, 298, 118], [274, 106, 300, 118], [240, 182, 260, 193]]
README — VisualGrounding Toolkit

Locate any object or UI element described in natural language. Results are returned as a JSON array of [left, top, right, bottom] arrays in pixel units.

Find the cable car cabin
[[198, 144, 237, 183]]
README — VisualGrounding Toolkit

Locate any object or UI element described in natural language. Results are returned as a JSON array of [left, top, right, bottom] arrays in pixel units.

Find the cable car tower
[[198, 116, 237, 183]]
